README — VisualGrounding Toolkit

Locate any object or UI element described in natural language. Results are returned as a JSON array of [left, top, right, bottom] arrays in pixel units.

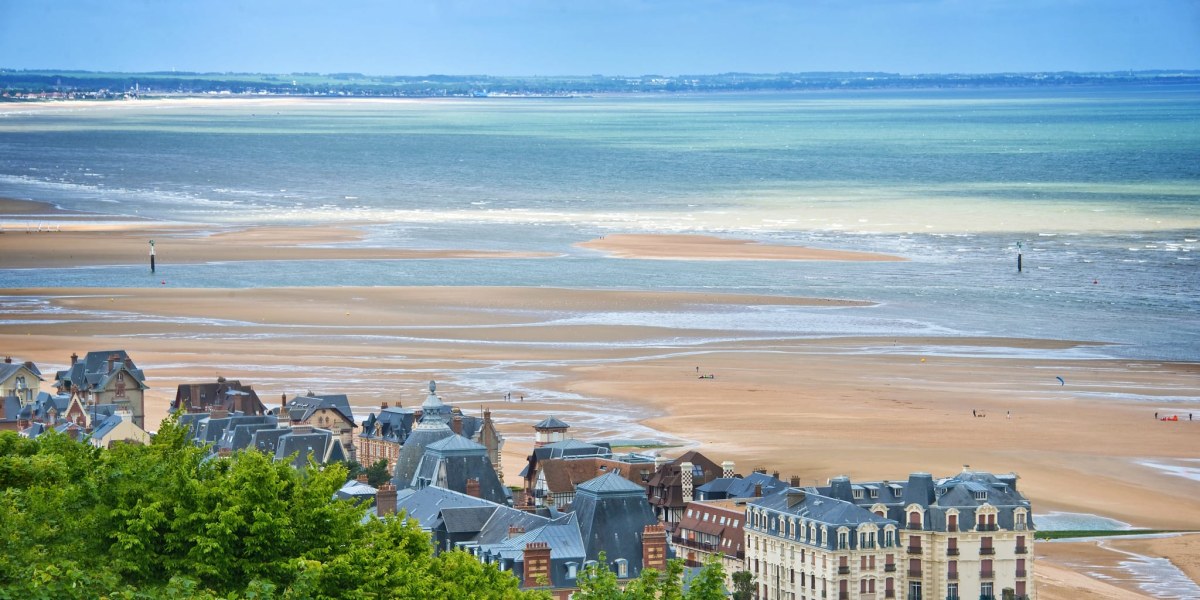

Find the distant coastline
[[2, 68, 1199, 100]]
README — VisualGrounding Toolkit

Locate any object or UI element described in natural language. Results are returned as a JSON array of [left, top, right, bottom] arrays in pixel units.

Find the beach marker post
[[149, 239, 156, 273], [1016, 240, 1023, 273]]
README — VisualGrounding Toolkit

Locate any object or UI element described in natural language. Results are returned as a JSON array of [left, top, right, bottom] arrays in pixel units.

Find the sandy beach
[[577, 233, 906, 261], [2, 211, 1198, 596]]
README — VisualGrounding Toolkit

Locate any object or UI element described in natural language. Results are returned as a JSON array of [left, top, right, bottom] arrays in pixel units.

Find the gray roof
[[572, 471, 659, 578], [392, 420, 455, 488], [697, 471, 787, 500], [535, 416, 570, 430], [389, 485, 495, 528], [441, 506, 499, 533], [576, 471, 646, 496], [335, 479, 378, 501], [0, 362, 42, 384], [426, 433, 487, 456], [287, 394, 355, 425]]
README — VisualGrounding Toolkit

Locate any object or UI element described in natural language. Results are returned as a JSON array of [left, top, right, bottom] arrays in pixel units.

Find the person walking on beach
[[972, 409, 976, 417], [1155, 412, 1159, 420]]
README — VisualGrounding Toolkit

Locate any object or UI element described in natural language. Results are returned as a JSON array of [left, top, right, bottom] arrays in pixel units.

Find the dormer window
[[566, 562, 578, 579], [615, 558, 628, 578], [853, 488, 864, 500], [973, 490, 987, 501], [869, 487, 879, 498]]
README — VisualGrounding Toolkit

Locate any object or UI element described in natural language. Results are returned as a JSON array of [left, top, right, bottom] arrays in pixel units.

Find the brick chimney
[[508, 525, 526, 539], [790, 475, 801, 487], [722, 460, 735, 479], [3, 356, 10, 364], [642, 524, 668, 572], [376, 483, 397, 515], [381, 401, 388, 410], [754, 483, 763, 498], [217, 447, 232, 458], [24, 361, 34, 371], [680, 461, 694, 502], [357, 473, 369, 484], [522, 542, 552, 588], [209, 407, 229, 420], [465, 477, 481, 498], [107, 353, 119, 373], [70, 352, 78, 365], [450, 414, 463, 435]]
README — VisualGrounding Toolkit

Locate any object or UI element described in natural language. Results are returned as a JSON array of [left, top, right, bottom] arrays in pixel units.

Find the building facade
[[745, 470, 1034, 600]]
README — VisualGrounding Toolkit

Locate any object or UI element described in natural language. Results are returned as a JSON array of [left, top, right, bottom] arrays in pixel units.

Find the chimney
[[357, 473, 369, 484], [680, 461, 694, 502], [107, 353, 119, 373], [70, 352, 78, 365], [451, 413, 463, 435], [790, 475, 801, 487], [24, 361, 34, 371], [754, 483, 763, 498], [522, 542, 552, 588], [642, 524, 667, 572], [376, 483, 397, 515], [209, 407, 229, 420], [381, 401, 388, 410], [508, 525, 526, 539], [654, 455, 670, 470], [217, 447, 232, 458], [754, 465, 767, 474], [465, 477, 481, 498], [281, 393, 287, 407], [722, 460, 735, 479], [3, 356, 10, 364], [772, 470, 780, 480]]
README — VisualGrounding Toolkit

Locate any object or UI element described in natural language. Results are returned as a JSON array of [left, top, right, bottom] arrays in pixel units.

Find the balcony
[[838, 566, 850, 575], [1015, 545, 1028, 554], [908, 569, 923, 578], [840, 593, 849, 600], [884, 564, 896, 572], [980, 569, 994, 579], [946, 525, 958, 532], [1016, 569, 1027, 578], [884, 591, 894, 599], [976, 524, 998, 532], [1014, 523, 1028, 531], [947, 571, 958, 580], [907, 545, 923, 554], [979, 547, 994, 556], [946, 547, 959, 556]]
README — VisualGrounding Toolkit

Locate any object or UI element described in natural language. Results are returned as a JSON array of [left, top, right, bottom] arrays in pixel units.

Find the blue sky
[[1, 0, 1197, 75]]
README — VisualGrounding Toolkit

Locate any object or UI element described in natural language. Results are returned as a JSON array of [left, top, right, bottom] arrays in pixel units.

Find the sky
[[1, 0, 1198, 76]]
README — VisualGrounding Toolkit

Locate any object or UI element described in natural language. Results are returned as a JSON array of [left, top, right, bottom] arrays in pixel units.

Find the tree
[[731, 570, 756, 600]]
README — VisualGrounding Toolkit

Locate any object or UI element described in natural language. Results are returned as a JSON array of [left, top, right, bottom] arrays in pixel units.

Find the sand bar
[[577, 233, 906, 261]]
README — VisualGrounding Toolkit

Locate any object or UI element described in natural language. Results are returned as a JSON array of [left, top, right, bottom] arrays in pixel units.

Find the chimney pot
[[508, 525, 526, 539], [465, 477, 481, 498], [70, 352, 78, 365], [790, 475, 801, 487], [357, 473, 369, 483], [754, 483, 763, 497], [3, 356, 10, 364], [381, 401, 388, 409]]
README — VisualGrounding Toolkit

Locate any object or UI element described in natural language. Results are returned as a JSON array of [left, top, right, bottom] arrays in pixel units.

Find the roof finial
[[429, 380, 436, 393]]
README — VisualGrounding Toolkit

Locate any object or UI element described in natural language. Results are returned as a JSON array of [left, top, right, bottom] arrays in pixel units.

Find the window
[[615, 558, 628, 578], [853, 488, 863, 500], [980, 582, 993, 599], [947, 583, 958, 600], [566, 562, 578, 579], [973, 490, 987, 501]]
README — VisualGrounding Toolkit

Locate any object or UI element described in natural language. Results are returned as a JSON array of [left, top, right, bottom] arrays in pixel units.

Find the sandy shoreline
[[578, 233, 905, 261], [2, 214, 1198, 594]]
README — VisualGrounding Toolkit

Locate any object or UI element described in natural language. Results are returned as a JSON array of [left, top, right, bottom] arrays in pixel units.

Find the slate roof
[[539, 457, 651, 495], [0, 361, 43, 384], [388, 484, 496, 528], [535, 416, 570, 430], [696, 471, 787, 500], [426, 434, 487, 455], [360, 407, 415, 442], [335, 479, 378, 501], [173, 379, 266, 415], [57, 351, 147, 394], [411, 435, 508, 504], [392, 420, 454, 489], [750, 487, 896, 551], [1, 396, 22, 422], [286, 394, 355, 426], [573, 472, 659, 578], [441, 506, 499, 533]]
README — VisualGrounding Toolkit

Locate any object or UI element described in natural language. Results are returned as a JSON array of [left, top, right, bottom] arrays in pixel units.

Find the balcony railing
[[884, 564, 896, 572], [946, 525, 958, 532], [947, 571, 958, 580], [1014, 523, 1028, 531], [907, 545, 923, 554], [979, 547, 994, 555], [946, 547, 959, 556], [1015, 545, 1028, 554], [976, 524, 998, 532], [908, 569, 922, 578], [838, 566, 850, 575], [1016, 569, 1027, 577], [980, 569, 994, 578], [884, 591, 894, 599], [839, 593, 849, 600]]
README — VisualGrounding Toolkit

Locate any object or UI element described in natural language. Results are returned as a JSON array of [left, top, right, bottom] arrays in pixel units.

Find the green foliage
[[343, 458, 392, 488], [0, 422, 546, 599], [572, 553, 726, 600], [731, 570, 755, 600]]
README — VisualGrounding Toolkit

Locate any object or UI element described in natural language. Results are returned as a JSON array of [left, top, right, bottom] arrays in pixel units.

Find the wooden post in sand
[[1016, 241, 1023, 273], [149, 240, 156, 273]]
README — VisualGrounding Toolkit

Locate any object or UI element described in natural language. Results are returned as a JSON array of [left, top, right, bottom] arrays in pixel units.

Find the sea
[[0, 85, 1197, 362]]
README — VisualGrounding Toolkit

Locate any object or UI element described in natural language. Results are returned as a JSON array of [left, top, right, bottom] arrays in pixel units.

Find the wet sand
[[577, 233, 905, 261], [1039, 534, 1200, 599]]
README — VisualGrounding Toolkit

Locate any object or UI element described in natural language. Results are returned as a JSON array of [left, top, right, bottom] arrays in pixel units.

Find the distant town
[[1, 69, 1198, 100]]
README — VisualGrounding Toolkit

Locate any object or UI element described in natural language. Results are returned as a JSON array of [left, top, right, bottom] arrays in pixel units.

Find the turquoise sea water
[[0, 86, 1197, 361]]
